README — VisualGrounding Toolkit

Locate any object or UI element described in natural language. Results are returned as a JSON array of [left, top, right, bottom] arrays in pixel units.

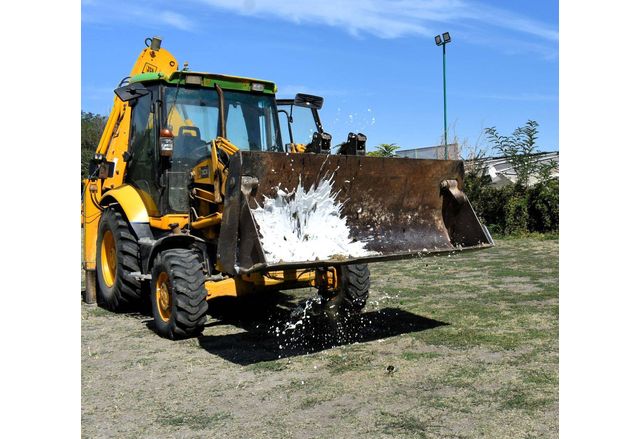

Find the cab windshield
[[164, 85, 283, 166]]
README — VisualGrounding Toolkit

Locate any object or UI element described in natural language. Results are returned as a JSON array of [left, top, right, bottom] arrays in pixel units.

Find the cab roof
[[129, 71, 277, 94]]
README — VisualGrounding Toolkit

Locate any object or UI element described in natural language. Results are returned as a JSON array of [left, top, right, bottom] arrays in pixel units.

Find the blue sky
[[82, 0, 558, 155]]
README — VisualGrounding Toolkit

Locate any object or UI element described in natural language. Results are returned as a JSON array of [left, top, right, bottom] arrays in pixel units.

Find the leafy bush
[[478, 186, 509, 235], [466, 179, 558, 236], [504, 193, 529, 235], [528, 178, 559, 233], [464, 120, 558, 236]]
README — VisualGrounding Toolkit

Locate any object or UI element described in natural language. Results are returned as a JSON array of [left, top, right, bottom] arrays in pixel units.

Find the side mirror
[[114, 82, 150, 102], [293, 93, 324, 110]]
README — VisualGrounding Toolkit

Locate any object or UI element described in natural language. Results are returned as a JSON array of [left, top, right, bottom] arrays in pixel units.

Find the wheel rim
[[100, 230, 117, 287], [155, 272, 172, 322]]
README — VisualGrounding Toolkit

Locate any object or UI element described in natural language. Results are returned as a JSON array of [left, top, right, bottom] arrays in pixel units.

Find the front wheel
[[323, 264, 370, 316], [150, 249, 208, 339]]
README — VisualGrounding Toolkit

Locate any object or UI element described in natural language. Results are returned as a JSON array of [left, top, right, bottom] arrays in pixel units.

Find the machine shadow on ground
[[195, 292, 448, 365]]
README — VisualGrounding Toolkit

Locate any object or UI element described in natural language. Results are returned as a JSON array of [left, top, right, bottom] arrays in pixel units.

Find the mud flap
[[217, 151, 493, 275]]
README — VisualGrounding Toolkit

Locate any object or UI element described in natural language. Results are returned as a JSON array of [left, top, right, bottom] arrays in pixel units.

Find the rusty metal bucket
[[217, 151, 493, 275]]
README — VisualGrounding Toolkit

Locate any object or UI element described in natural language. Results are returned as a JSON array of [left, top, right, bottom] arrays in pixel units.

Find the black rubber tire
[[332, 264, 370, 314], [96, 208, 143, 311], [150, 249, 208, 339]]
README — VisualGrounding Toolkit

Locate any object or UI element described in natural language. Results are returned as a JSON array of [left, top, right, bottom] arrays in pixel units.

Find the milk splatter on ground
[[251, 175, 377, 263], [264, 289, 408, 358]]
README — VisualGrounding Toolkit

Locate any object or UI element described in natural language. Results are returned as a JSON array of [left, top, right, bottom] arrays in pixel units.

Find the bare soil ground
[[82, 237, 558, 438]]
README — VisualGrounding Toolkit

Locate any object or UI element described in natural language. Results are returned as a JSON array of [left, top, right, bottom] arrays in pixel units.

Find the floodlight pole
[[442, 41, 448, 160]]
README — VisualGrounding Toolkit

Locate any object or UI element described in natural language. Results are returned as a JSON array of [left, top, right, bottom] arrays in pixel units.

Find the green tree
[[81, 111, 107, 177], [367, 143, 400, 157]]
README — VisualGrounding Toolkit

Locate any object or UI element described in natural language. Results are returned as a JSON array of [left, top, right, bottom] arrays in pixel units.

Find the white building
[[396, 143, 460, 160], [396, 144, 559, 187], [468, 151, 559, 187]]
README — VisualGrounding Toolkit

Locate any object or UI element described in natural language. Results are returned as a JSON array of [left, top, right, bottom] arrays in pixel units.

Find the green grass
[[85, 306, 112, 317], [377, 411, 443, 438], [157, 411, 231, 430], [493, 231, 559, 241], [400, 351, 441, 361], [298, 394, 335, 410], [247, 360, 288, 372], [521, 368, 557, 386], [366, 237, 558, 432], [496, 386, 553, 411], [122, 356, 154, 369], [374, 238, 559, 353], [438, 363, 488, 388], [326, 352, 374, 374]]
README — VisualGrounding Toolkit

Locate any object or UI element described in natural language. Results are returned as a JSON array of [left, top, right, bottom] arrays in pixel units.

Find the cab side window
[[126, 92, 161, 213]]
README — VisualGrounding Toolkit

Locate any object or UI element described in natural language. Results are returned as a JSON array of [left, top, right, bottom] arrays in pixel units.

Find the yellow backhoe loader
[[81, 37, 493, 339]]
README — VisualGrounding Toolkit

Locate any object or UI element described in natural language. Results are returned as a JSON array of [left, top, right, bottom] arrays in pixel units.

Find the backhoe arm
[[82, 37, 178, 275]]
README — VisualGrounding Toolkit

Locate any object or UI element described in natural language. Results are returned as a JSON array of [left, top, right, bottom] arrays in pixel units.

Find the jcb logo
[[143, 63, 157, 73]]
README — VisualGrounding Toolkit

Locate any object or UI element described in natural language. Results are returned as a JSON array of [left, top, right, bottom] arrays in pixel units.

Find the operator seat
[[173, 126, 206, 160]]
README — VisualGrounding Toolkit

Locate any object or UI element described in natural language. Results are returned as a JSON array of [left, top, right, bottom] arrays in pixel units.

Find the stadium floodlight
[[434, 33, 452, 159]]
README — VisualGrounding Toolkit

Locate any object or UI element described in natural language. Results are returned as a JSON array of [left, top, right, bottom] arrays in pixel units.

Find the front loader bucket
[[217, 151, 493, 275]]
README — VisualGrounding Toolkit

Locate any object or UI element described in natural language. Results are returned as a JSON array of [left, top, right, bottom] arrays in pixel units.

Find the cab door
[[125, 88, 162, 216]]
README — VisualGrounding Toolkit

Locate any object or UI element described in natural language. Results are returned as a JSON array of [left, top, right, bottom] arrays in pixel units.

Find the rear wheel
[[151, 249, 208, 339], [324, 264, 370, 316], [96, 208, 142, 311]]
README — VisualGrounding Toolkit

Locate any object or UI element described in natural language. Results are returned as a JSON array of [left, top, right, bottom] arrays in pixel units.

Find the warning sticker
[[143, 63, 157, 73]]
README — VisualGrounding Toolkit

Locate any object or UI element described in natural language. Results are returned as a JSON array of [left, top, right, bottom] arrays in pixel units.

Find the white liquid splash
[[328, 105, 376, 140], [251, 175, 377, 263]]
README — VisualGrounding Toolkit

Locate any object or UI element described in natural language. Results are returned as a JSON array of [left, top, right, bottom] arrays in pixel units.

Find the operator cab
[[115, 72, 283, 215]]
